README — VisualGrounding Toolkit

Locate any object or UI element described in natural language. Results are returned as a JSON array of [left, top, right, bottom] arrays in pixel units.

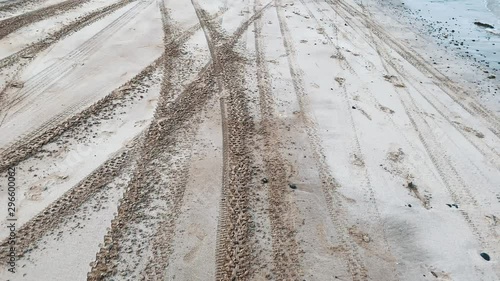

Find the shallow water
[[401, 0, 500, 73]]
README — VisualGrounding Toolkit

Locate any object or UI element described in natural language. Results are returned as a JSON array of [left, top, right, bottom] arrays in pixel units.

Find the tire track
[[300, 0, 393, 244], [87, 59, 216, 281], [252, 0, 301, 279], [0, 0, 217, 166], [0, 0, 93, 40], [303, 0, 497, 269], [0, 0, 48, 13], [322, 0, 498, 255], [139, 2, 202, 278], [355, 8, 500, 276], [0, 132, 144, 264], [328, 0, 500, 136], [87, 4, 266, 279], [191, 3, 254, 279], [0, 0, 136, 121], [0, 0, 135, 69], [305, 0, 443, 195], [190, 2, 276, 280], [275, 0, 368, 280], [0, 54, 162, 171], [1, 0, 150, 114], [347, 1, 500, 167], [309, 0, 500, 175], [0, 0, 31, 13], [0, 2, 214, 171]]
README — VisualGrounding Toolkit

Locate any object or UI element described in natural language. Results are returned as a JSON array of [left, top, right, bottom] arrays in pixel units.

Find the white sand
[[0, 0, 498, 280]]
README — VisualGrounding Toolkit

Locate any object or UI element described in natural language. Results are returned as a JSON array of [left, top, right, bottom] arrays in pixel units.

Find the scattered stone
[[352, 106, 356, 109], [335, 77, 345, 85], [261, 178, 268, 184], [407, 181, 416, 190], [11, 81, 24, 88], [487, 75, 496, 79], [480, 252, 490, 261], [289, 183, 297, 189]]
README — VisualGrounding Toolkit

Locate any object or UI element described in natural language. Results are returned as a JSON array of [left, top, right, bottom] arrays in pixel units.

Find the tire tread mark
[[0, 0, 93, 40], [275, 1, 368, 280], [326, 0, 493, 253], [327, 0, 500, 135], [0, 133, 143, 263], [0, 0, 135, 69], [253, 0, 301, 279], [2, 0, 148, 114], [0, 5, 225, 172]]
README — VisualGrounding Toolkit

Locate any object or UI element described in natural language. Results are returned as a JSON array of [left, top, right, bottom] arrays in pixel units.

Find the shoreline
[[366, 0, 499, 112]]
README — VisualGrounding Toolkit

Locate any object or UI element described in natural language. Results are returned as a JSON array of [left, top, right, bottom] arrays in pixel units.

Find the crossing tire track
[[0, 4, 219, 170], [189, 2, 274, 280], [0, 133, 144, 264], [88, 5, 263, 278], [0, 54, 162, 171], [87, 61, 217, 281]]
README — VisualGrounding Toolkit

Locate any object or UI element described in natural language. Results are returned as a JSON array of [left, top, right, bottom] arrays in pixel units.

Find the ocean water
[[400, 0, 500, 73]]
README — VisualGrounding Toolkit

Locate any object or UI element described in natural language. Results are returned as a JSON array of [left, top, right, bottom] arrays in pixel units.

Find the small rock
[[289, 183, 297, 189], [480, 252, 491, 261], [11, 82, 24, 88], [352, 106, 356, 109], [407, 181, 416, 189], [261, 178, 268, 184]]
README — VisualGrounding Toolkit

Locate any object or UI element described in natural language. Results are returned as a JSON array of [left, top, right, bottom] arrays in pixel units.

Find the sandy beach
[[0, 0, 499, 280]]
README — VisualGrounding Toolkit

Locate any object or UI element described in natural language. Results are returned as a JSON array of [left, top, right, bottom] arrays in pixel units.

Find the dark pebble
[[289, 183, 297, 189], [480, 252, 491, 261], [352, 106, 356, 109], [474, 22, 494, 29], [261, 178, 269, 184]]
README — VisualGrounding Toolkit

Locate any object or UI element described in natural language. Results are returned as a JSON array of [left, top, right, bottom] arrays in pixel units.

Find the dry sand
[[0, 0, 499, 280]]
